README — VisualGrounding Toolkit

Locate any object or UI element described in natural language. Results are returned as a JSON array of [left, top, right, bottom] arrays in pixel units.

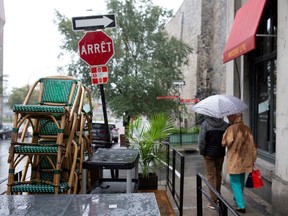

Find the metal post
[[166, 143, 170, 189], [179, 155, 185, 216], [82, 169, 87, 194], [172, 150, 176, 196], [172, 80, 185, 147], [99, 84, 111, 147], [179, 98, 182, 146], [196, 174, 203, 216], [126, 170, 132, 193]]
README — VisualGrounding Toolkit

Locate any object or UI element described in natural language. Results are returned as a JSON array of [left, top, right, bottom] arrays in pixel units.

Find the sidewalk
[[170, 144, 274, 216]]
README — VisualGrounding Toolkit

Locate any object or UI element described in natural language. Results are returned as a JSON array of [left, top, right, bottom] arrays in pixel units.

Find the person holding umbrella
[[192, 94, 252, 211], [198, 116, 229, 210], [222, 113, 257, 213]]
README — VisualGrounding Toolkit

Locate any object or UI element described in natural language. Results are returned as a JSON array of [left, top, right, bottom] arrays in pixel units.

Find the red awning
[[222, 0, 266, 63]]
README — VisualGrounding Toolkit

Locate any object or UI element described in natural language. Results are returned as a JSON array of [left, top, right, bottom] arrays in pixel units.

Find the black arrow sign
[[72, 14, 116, 31]]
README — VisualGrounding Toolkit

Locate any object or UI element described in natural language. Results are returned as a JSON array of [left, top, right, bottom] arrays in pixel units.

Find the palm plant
[[127, 113, 174, 178]]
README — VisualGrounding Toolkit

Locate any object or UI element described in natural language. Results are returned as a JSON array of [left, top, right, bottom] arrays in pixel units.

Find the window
[[250, 0, 277, 163]]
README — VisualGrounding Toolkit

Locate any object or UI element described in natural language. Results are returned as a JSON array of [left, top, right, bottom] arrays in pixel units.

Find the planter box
[[138, 173, 158, 190], [169, 133, 199, 145]]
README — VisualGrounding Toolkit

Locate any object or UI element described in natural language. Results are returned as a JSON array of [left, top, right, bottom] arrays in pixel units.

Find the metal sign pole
[[172, 80, 185, 146], [73, 14, 117, 149], [178, 97, 182, 146], [99, 84, 111, 147]]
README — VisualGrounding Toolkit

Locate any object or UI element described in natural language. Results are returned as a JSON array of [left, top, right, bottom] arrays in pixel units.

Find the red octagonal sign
[[78, 31, 114, 66]]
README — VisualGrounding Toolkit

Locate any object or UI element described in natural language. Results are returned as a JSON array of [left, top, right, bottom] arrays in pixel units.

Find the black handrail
[[165, 143, 185, 216], [196, 173, 239, 216]]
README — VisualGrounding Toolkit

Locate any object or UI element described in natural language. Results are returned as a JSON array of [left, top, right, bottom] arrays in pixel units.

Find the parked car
[[91, 122, 119, 147], [0, 124, 13, 140]]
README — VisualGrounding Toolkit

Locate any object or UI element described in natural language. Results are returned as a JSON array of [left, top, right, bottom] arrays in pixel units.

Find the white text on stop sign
[[80, 41, 112, 55]]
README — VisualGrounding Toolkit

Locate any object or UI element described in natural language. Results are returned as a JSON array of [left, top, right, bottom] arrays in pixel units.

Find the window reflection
[[255, 60, 276, 154]]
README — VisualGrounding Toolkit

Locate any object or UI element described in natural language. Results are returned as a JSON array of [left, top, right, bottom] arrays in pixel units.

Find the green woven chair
[[7, 76, 82, 195], [10, 76, 81, 142], [8, 115, 79, 194], [11, 154, 73, 194]]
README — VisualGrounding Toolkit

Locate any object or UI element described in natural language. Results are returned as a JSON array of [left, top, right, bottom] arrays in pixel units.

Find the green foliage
[[126, 112, 174, 177], [171, 125, 200, 134], [190, 125, 200, 133], [170, 127, 190, 134], [8, 86, 39, 109], [55, 0, 192, 122]]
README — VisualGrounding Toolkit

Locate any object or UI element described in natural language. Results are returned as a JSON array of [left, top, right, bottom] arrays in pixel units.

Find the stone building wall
[[165, 0, 201, 102], [198, 0, 227, 98], [165, 0, 227, 127]]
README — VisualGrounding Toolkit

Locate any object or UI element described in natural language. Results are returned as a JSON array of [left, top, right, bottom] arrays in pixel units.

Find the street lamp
[[172, 80, 185, 146]]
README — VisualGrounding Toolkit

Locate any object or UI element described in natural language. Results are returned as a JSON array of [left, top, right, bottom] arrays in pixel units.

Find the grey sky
[[3, 0, 182, 92]]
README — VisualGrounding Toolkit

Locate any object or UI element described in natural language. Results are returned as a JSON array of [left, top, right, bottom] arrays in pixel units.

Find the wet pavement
[[168, 144, 274, 216], [0, 139, 13, 194], [0, 139, 10, 181], [110, 142, 274, 215]]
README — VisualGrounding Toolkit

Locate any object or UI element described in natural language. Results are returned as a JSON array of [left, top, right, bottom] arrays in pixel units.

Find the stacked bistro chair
[[74, 85, 94, 193], [6, 75, 90, 195]]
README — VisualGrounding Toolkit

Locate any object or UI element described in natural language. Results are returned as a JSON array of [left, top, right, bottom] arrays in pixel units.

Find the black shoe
[[235, 207, 246, 213]]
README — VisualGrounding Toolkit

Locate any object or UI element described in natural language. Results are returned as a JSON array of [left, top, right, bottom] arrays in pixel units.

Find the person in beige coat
[[222, 113, 257, 214]]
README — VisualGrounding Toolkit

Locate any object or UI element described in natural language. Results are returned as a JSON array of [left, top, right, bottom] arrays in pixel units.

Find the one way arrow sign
[[72, 14, 116, 31]]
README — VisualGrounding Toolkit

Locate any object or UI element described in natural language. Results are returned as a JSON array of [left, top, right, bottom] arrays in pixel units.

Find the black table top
[[0, 193, 160, 216], [83, 148, 140, 170]]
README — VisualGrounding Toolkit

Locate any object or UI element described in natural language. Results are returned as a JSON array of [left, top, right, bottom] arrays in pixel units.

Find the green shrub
[[171, 126, 200, 134], [190, 126, 200, 133]]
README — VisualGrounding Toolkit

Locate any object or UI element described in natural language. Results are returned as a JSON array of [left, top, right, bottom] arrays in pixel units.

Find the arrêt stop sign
[[78, 31, 114, 66]]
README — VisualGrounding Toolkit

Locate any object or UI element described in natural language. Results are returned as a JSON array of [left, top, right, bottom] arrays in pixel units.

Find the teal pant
[[230, 173, 245, 209]]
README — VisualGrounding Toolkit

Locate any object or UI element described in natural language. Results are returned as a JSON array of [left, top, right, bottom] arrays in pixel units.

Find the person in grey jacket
[[198, 116, 229, 210]]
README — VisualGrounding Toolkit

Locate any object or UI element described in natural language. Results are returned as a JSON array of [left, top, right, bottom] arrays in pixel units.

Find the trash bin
[[120, 134, 126, 147]]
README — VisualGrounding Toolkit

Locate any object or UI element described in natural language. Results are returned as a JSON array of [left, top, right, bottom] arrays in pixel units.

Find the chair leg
[[67, 141, 78, 194], [6, 157, 14, 195], [21, 156, 33, 181]]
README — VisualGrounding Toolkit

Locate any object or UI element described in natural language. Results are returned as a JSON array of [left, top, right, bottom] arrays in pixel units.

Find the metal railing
[[165, 143, 185, 216], [196, 173, 239, 216]]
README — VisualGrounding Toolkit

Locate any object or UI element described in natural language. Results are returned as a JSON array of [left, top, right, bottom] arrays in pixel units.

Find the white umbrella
[[191, 94, 248, 118]]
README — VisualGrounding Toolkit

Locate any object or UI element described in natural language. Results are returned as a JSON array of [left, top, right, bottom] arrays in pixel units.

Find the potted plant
[[127, 113, 174, 190]]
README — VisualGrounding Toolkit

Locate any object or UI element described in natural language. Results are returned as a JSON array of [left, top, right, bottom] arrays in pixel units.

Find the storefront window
[[254, 60, 276, 155], [251, 0, 277, 162]]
